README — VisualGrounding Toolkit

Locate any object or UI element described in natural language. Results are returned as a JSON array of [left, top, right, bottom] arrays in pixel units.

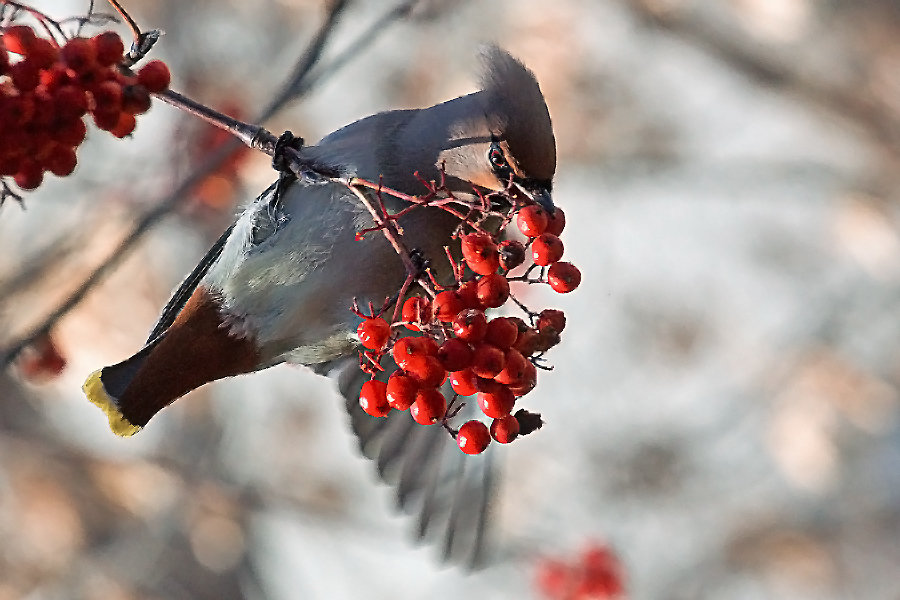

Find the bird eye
[[489, 146, 508, 171]]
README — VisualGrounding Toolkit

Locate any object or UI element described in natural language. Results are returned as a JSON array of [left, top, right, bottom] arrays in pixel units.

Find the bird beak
[[513, 181, 555, 214]]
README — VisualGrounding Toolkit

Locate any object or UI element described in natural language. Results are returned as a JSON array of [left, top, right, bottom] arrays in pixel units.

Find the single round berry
[[27, 38, 59, 70], [490, 415, 520, 444], [10, 61, 40, 91], [452, 309, 488, 343], [494, 348, 528, 386], [53, 85, 90, 120], [456, 278, 481, 308], [51, 118, 87, 147], [392, 336, 439, 369], [406, 355, 446, 388], [532, 233, 564, 266], [92, 108, 121, 131], [357, 317, 391, 350], [359, 379, 390, 417], [61, 37, 97, 73], [544, 206, 566, 236], [457, 420, 491, 455], [471, 343, 506, 379], [449, 369, 479, 396], [498, 240, 526, 271], [433, 290, 466, 322], [92, 80, 123, 113], [485, 317, 519, 349], [516, 205, 549, 237], [477, 387, 516, 419], [43, 145, 77, 177], [386, 372, 419, 411], [13, 159, 43, 190], [411, 388, 446, 425], [547, 262, 581, 293], [475, 273, 510, 309], [461, 232, 500, 275], [2, 25, 37, 55], [509, 360, 538, 397], [110, 112, 137, 138], [401, 296, 431, 331], [536, 309, 566, 334], [137, 59, 171, 93], [437, 338, 473, 371], [91, 31, 125, 67]]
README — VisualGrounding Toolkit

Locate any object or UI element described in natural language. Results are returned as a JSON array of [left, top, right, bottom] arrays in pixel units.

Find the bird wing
[[334, 355, 496, 568], [146, 222, 235, 344]]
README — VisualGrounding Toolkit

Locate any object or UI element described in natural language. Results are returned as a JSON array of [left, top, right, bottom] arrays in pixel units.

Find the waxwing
[[84, 46, 556, 564]]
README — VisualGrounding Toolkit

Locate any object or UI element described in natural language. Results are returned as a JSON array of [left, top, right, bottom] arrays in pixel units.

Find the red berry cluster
[[0, 25, 170, 191], [536, 543, 625, 600], [356, 200, 581, 455]]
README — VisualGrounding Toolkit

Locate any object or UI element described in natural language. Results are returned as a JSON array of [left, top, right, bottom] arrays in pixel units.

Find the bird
[[83, 46, 556, 564]]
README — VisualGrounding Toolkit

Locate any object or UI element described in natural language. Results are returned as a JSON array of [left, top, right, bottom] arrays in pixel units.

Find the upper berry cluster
[[0, 25, 169, 194]]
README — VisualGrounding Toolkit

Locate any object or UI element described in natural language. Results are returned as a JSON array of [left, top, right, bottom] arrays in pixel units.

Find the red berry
[[475, 273, 510, 309], [457, 420, 491, 455], [27, 38, 59, 70], [359, 379, 390, 417], [532, 233, 564, 266], [498, 240, 526, 271], [13, 159, 43, 190], [10, 60, 39, 91], [92, 80, 123, 113], [0, 155, 20, 177], [547, 262, 581, 293], [137, 59, 170, 93], [357, 317, 391, 350], [432, 290, 466, 322], [43, 144, 77, 177], [121, 84, 151, 114], [490, 415, 520, 443], [514, 327, 540, 356], [411, 388, 446, 425], [449, 369, 479, 396], [471, 343, 505, 379], [51, 118, 87, 147], [484, 317, 519, 349], [61, 38, 96, 73], [456, 278, 481, 308], [452, 309, 487, 343], [477, 387, 516, 419], [509, 360, 537, 397], [534, 327, 561, 352], [0, 46, 8, 75], [110, 112, 136, 138], [437, 338, 473, 371], [460, 232, 500, 275], [2, 25, 36, 55], [401, 296, 431, 331], [386, 372, 419, 410], [405, 355, 446, 388], [392, 336, 439, 369], [53, 85, 89, 120], [516, 205, 549, 237], [544, 206, 566, 236], [494, 348, 528, 385], [39, 63, 72, 91], [92, 108, 121, 131], [91, 32, 124, 67], [536, 309, 566, 334]]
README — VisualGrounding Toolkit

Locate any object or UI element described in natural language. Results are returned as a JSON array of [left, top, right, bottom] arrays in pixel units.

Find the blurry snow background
[[2, 0, 900, 598]]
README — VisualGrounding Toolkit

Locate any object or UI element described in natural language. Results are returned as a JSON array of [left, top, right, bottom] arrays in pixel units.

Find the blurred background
[[2, 0, 900, 598]]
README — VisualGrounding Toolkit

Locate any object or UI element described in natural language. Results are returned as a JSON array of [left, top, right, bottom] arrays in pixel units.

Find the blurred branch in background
[[622, 0, 900, 179]]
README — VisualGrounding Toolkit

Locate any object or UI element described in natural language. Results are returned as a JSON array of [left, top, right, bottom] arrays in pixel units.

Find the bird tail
[[83, 338, 162, 437], [83, 287, 261, 437]]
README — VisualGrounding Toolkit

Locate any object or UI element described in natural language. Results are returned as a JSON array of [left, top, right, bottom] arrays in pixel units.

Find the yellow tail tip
[[83, 369, 142, 437]]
